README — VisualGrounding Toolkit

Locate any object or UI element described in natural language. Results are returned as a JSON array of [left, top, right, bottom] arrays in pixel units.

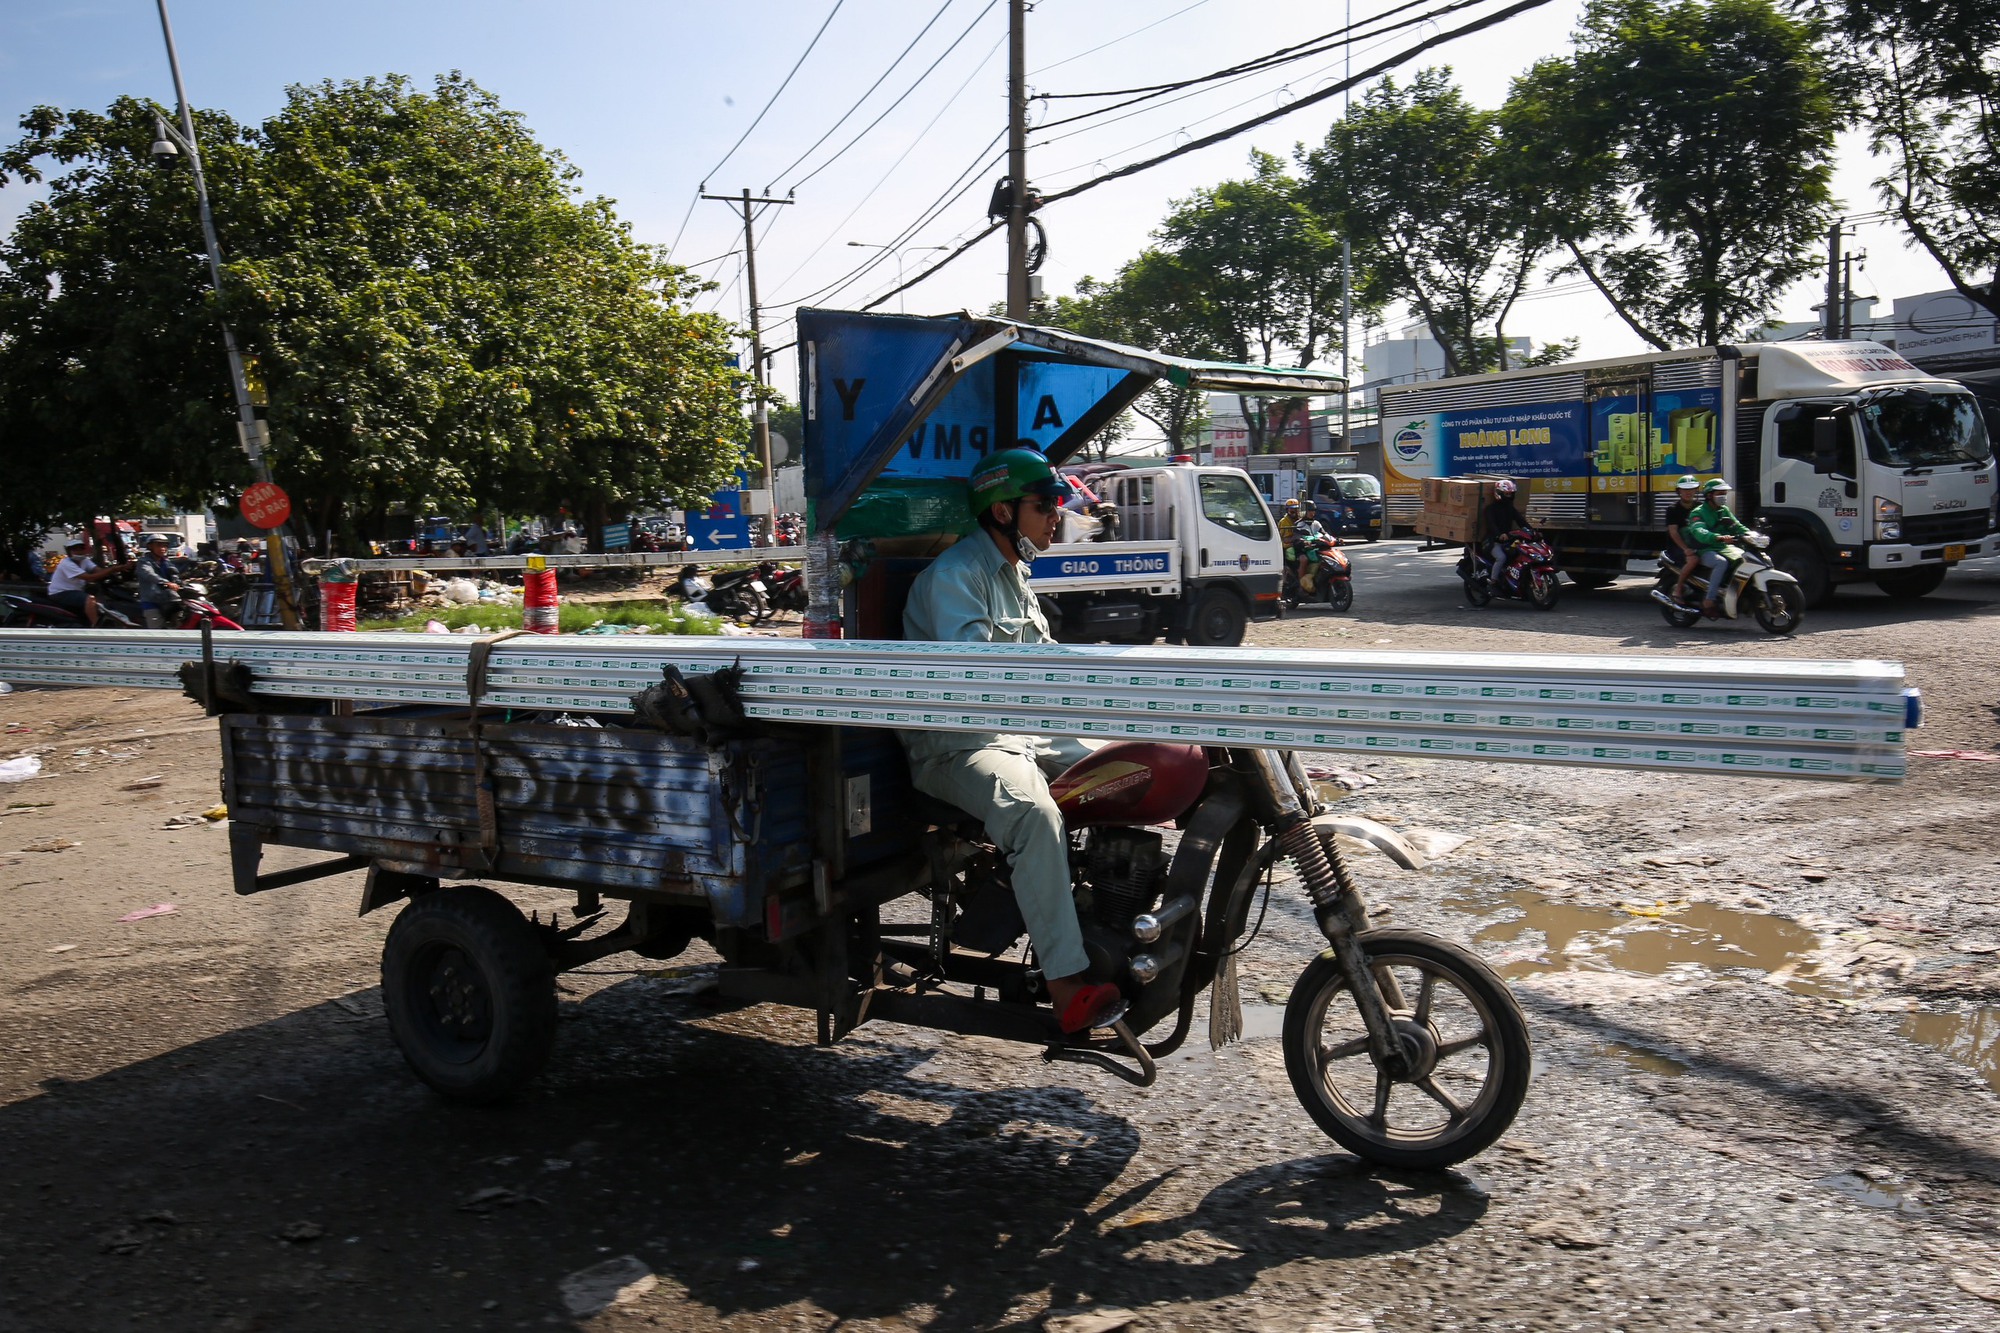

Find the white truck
[[1028, 462, 1284, 646], [1378, 340, 1998, 604]]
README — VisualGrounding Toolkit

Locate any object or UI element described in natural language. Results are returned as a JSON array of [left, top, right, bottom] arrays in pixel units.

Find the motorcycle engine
[[1074, 828, 1170, 980]]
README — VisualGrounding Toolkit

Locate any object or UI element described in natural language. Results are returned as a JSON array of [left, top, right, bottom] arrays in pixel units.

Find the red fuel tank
[[1048, 742, 1210, 829]]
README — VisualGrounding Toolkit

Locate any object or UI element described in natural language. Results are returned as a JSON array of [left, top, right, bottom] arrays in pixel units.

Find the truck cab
[[1747, 372, 1996, 603], [1306, 470, 1385, 541], [1021, 463, 1284, 645]]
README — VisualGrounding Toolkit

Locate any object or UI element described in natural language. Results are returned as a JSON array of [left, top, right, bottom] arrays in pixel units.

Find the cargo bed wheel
[[382, 886, 557, 1103]]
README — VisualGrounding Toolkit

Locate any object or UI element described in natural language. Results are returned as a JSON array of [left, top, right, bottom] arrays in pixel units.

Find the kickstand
[[1042, 1017, 1158, 1088]]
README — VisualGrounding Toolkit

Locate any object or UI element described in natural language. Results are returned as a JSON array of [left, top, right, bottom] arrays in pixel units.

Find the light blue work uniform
[[901, 530, 1091, 978]]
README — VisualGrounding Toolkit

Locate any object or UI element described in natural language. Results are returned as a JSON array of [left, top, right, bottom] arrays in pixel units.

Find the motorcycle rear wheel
[[1462, 575, 1492, 607], [1283, 930, 1531, 1169]]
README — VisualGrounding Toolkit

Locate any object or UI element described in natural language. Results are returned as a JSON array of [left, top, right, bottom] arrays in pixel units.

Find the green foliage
[[1809, 0, 2000, 316], [0, 75, 748, 561], [1304, 70, 1556, 378], [359, 598, 724, 634], [1503, 0, 1840, 347]]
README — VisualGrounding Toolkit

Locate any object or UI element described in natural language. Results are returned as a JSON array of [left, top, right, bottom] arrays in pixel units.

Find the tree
[[0, 75, 746, 557], [1150, 152, 1350, 450], [1303, 70, 1557, 379], [1503, 0, 1840, 348], [1809, 0, 2000, 319]]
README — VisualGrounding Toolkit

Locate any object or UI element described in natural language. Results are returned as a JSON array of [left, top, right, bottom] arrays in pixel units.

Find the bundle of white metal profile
[[0, 630, 1911, 781]]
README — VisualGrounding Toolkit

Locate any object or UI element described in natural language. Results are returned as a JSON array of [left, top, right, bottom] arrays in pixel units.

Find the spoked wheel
[[1283, 930, 1531, 1169], [1327, 579, 1353, 613], [382, 886, 557, 1103], [1528, 570, 1560, 611], [1754, 583, 1804, 636]]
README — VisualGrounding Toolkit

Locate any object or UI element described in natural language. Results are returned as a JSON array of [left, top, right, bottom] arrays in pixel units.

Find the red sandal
[[1058, 982, 1125, 1034]]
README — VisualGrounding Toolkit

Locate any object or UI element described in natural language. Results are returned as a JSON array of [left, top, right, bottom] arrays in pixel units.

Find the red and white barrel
[[522, 555, 559, 634]]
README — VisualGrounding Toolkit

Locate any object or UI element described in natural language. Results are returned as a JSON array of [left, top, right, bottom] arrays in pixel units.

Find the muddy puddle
[[1449, 887, 2000, 1094]]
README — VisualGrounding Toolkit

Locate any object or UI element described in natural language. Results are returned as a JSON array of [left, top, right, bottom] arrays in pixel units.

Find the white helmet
[[1675, 474, 1701, 492], [1493, 478, 1517, 496]]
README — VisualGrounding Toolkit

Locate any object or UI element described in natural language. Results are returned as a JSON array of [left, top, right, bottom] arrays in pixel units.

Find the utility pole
[[702, 189, 793, 503], [1338, 0, 1353, 457], [1822, 220, 1844, 341], [1006, 0, 1029, 318], [1840, 249, 1868, 340], [154, 0, 301, 628]]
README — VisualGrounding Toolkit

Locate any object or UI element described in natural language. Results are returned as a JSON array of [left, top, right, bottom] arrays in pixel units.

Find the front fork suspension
[[1249, 751, 1410, 1075]]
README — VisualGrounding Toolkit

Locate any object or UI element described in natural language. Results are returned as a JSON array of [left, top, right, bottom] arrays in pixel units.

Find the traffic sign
[[240, 481, 292, 530]]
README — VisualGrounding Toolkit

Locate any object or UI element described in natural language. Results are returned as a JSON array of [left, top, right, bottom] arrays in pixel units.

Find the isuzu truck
[[1380, 341, 1998, 603]]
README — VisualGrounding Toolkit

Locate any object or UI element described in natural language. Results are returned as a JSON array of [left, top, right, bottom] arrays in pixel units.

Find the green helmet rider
[[967, 447, 1073, 511]]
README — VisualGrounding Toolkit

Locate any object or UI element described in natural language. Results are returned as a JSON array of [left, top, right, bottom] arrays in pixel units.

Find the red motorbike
[[1458, 530, 1561, 611]]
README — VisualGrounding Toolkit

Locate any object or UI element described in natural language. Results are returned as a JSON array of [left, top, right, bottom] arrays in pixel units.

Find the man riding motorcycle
[[1686, 479, 1752, 619], [900, 447, 1122, 1036], [1287, 501, 1329, 591], [1482, 479, 1532, 588], [46, 538, 132, 627], [135, 533, 187, 629]]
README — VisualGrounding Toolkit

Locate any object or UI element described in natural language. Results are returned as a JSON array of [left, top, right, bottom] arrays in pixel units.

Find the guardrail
[[313, 547, 804, 574]]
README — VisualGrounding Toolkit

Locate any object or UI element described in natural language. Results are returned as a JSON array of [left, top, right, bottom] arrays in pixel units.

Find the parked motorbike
[[1458, 530, 1561, 611], [0, 592, 141, 629], [869, 739, 1531, 1168], [166, 583, 246, 631], [1282, 534, 1353, 612], [1649, 531, 1803, 635], [757, 561, 808, 615], [706, 566, 772, 621]]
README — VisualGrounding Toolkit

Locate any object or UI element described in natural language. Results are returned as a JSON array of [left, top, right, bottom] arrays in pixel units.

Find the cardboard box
[[1415, 475, 1517, 543]]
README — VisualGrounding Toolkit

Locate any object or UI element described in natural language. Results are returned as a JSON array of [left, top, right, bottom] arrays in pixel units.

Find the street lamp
[[846, 242, 951, 314], [150, 0, 301, 627]]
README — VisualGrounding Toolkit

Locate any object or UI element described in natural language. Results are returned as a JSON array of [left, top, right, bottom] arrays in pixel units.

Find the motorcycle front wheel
[[1755, 583, 1803, 636], [1528, 571, 1560, 611], [1283, 930, 1531, 1169], [1327, 579, 1353, 613]]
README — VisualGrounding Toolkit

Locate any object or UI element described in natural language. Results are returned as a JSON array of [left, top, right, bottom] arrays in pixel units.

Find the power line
[[667, 0, 848, 254], [857, 0, 1557, 312], [1036, 0, 1493, 134], [786, 0, 1002, 194], [762, 0, 965, 193], [1029, 0, 1215, 75], [764, 28, 1008, 305]]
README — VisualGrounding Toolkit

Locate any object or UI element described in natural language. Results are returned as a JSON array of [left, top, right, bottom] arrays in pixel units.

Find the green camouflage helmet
[[966, 447, 1073, 510]]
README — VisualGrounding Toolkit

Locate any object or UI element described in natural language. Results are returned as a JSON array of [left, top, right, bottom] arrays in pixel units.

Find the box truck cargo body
[[1380, 341, 1999, 602]]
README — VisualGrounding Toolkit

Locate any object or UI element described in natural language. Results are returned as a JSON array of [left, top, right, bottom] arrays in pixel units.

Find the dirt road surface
[[3, 544, 1998, 1331]]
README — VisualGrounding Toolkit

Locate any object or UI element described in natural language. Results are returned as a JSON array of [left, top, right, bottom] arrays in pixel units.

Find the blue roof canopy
[[797, 308, 1345, 534]]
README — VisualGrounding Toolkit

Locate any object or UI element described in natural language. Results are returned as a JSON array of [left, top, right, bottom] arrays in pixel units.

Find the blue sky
[[1, 0, 1951, 408]]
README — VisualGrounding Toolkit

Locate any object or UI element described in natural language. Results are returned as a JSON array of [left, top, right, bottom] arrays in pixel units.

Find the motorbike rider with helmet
[[900, 446, 1123, 1035], [1286, 500, 1328, 591], [1686, 479, 1753, 618], [1482, 479, 1531, 588], [1664, 475, 1704, 605], [135, 533, 187, 629]]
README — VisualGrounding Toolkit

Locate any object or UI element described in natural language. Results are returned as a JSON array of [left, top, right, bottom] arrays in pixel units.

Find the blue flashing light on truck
[[1381, 340, 1998, 604]]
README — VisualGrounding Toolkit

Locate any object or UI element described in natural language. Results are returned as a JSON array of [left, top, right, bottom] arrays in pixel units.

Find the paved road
[[4, 560, 2000, 1331]]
